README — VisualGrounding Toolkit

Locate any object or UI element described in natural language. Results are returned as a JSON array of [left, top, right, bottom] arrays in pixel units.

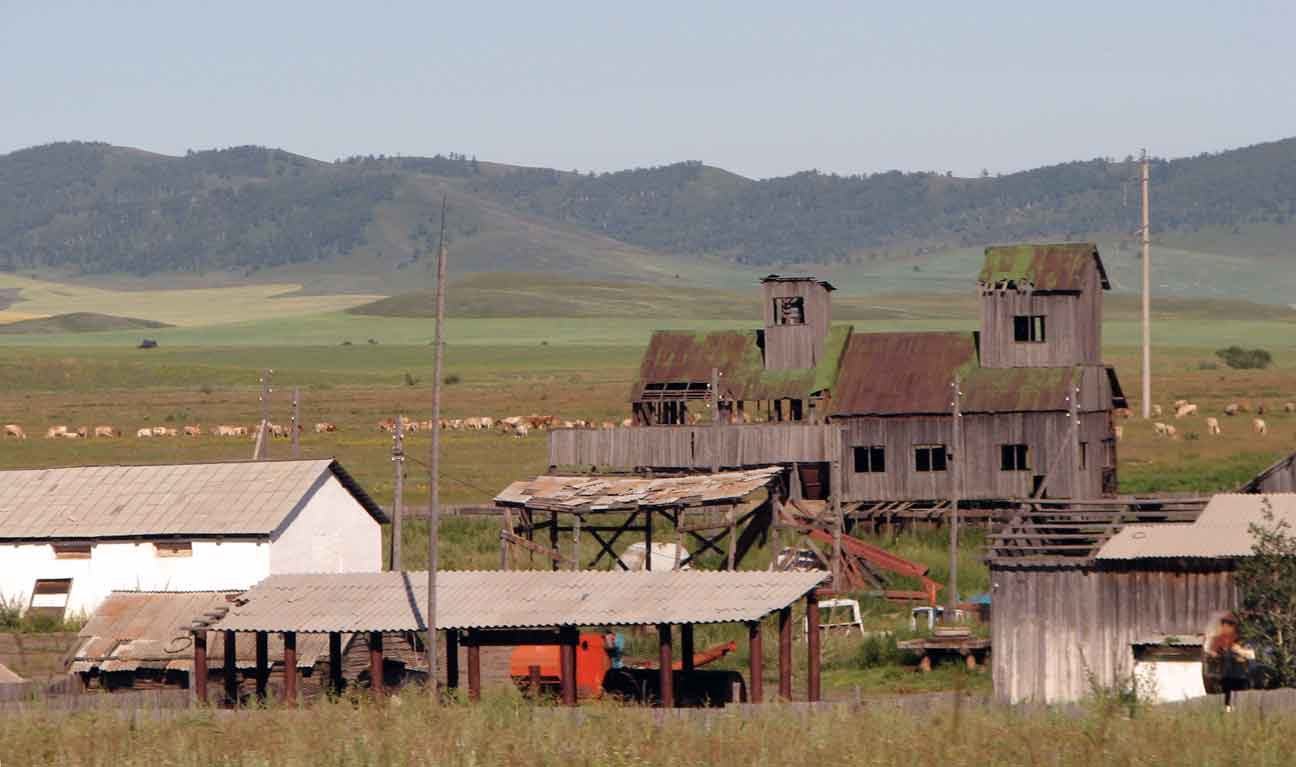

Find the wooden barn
[[986, 493, 1293, 704], [550, 243, 1126, 507], [1240, 451, 1296, 493]]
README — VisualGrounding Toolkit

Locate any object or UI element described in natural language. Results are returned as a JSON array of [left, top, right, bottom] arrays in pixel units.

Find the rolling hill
[[0, 312, 171, 334], [2, 139, 1296, 303]]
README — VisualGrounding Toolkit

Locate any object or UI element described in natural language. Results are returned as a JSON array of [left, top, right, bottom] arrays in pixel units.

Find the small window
[[1012, 315, 1046, 342], [29, 578, 72, 621], [1103, 438, 1116, 468], [853, 446, 885, 473], [915, 444, 948, 472], [1078, 441, 1088, 470], [155, 541, 193, 558], [773, 296, 805, 325], [53, 542, 91, 560], [1000, 444, 1030, 471]]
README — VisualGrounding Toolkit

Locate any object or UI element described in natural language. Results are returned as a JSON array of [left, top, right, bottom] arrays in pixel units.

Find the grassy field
[[4, 689, 1296, 766]]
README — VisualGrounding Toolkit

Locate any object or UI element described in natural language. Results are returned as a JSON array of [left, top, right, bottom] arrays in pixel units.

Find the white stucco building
[[0, 459, 387, 620]]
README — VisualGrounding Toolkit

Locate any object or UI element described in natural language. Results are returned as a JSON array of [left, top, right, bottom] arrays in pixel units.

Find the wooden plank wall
[[980, 291, 1084, 368], [547, 425, 836, 469], [991, 565, 1235, 704], [1252, 460, 1296, 492], [761, 280, 830, 370]]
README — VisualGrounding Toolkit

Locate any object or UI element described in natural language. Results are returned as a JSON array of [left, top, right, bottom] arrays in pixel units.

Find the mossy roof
[[633, 324, 852, 402], [978, 243, 1110, 291]]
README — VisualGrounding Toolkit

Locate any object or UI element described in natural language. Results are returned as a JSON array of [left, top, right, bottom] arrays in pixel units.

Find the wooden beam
[[328, 632, 343, 696], [778, 607, 792, 700], [192, 631, 208, 705], [748, 620, 763, 703], [560, 626, 578, 706], [806, 593, 821, 702], [369, 631, 384, 696], [681, 624, 695, 672], [467, 641, 481, 702], [460, 628, 567, 647], [445, 629, 459, 690], [282, 632, 297, 705], [658, 624, 674, 708], [223, 630, 238, 707], [256, 631, 269, 702], [499, 530, 573, 566]]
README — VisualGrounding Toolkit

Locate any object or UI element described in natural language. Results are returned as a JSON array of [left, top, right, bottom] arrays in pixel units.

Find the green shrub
[[1216, 345, 1273, 369], [855, 632, 902, 669]]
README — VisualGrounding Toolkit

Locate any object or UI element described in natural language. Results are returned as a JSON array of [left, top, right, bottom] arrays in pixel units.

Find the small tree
[[1216, 345, 1273, 370], [1235, 498, 1296, 686]]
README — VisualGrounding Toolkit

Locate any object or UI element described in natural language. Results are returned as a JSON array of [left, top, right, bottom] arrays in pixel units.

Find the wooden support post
[[778, 607, 792, 700], [806, 593, 821, 702], [948, 376, 963, 611], [748, 620, 763, 703], [223, 630, 238, 707], [572, 514, 581, 571], [291, 386, 300, 458], [391, 415, 405, 570], [467, 635, 481, 702], [255, 631, 269, 702], [529, 664, 542, 698], [657, 624, 673, 708], [282, 631, 297, 705], [369, 631, 385, 696], [500, 508, 513, 570], [328, 632, 343, 696], [445, 629, 459, 690], [193, 631, 208, 705], [560, 626, 578, 706], [831, 427, 844, 591], [727, 511, 736, 571], [549, 510, 560, 572], [644, 509, 653, 571], [681, 623, 695, 672]]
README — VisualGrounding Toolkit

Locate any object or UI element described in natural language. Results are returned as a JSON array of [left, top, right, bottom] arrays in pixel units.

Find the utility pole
[[253, 369, 272, 460], [1140, 150, 1151, 419], [390, 415, 405, 570], [947, 375, 963, 612], [426, 194, 448, 692], [290, 387, 300, 459]]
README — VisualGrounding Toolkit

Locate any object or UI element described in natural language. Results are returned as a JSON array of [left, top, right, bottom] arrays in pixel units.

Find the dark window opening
[[773, 296, 805, 325], [915, 444, 947, 472], [1000, 443, 1030, 471], [1103, 438, 1116, 469], [853, 446, 885, 473], [1079, 441, 1088, 470], [790, 399, 804, 421], [1012, 315, 1046, 343], [53, 542, 91, 560]]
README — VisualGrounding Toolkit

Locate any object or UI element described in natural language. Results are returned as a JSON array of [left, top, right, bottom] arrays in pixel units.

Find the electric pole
[[253, 369, 272, 460], [947, 375, 963, 612], [1140, 150, 1151, 419], [290, 387, 300, 458], [426, 194, 448, 692], [391, 415, 405, 570]]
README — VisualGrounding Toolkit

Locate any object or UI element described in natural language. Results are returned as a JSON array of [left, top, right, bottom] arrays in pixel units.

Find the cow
[[45, 426, 68, 439], [1173, 399, 1188, 410], [1150, 404, 1163, 418], [377, 419, 396, 433], [3, 424, 26, 439], [1254, 418, 1268, 436], [1206, 417, 1221, 436], [1257, 402, 1268, 416], [1153, 422, 1171, 437], [315, 422, 337, 433], [1114, 425, 1123, 441], [137, 427, 154, 438], [404, 420, 419, 433], [212, 425, 239, 437], [1224, 403, 1240, 416], [462, 417, 482, 430], [182, 425, 202, 437], [620, 418, 634, 428], [600, 421, 617, 430], [93, 426, 120, 438], [61, 430, 82, 439], [480, 417, 494, 431], [151, 426, 168, 437], [1286, 402, 1296, 414], [163, 427, 179, 437], [1175, 403, 1198, 419], [511, 422, 531, 438], [231, 426, 249, 437], [499, 416, 523, 432], [449, 419, 464, 430]]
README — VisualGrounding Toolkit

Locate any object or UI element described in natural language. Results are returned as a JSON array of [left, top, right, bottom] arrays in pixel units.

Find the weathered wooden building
[[987, 493, 1289, 704], [1240, 451, 1296, 493], [551, 243, 1126, 504]]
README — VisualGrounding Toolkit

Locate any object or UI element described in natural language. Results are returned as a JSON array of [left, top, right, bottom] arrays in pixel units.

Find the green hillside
[[0, 311, 171, 334], [3, 139, 1296, 303]]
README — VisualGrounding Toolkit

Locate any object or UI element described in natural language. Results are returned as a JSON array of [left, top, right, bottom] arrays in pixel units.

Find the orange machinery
[[509, 633, 736, 699]]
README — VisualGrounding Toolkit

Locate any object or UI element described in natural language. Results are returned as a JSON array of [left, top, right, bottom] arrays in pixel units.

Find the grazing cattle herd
[[1113, 398, 1295, 440], [376, 414, 636, 438]]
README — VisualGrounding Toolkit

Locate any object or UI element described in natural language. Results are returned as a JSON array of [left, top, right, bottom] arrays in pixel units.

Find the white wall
[[269, 474, 382, 574], [1135, 659, 1208, 703], [0, 540, 269, 619]]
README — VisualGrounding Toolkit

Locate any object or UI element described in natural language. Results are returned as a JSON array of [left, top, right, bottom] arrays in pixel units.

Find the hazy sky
[[4, 1, 1294, 179]]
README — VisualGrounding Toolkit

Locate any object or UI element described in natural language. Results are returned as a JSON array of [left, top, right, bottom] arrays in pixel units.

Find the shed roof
[[72, 591, 331, 672], [979, 243, 1110, 291], [0, 662, 23, 685], [205, 570, 828, 633], [1096, 494, 1296, 560], [829, 331, 1094, 415], [0, 459, 386, 541], [760, 274, 836, 291], [633, 325, 852, 402], [495, 467, 780, 512], [1238, 451, 1296, 493]]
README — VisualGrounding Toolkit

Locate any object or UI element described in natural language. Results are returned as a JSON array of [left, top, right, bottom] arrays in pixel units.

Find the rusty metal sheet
[[978, 243, 1110, 291], [206, 570, 828, 634], [495, 467, 781, 511], [0, 459, 385, 541], [829, 332, 977, 416]]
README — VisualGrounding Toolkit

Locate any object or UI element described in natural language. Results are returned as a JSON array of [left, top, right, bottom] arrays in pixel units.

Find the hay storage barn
[[550, 243, 1126, 505], [0, 459, 386, 621], [987, 494, 1295, 704]]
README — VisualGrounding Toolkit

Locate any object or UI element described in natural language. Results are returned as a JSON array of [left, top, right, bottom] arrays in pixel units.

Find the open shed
[[194, 570, 828, 707]]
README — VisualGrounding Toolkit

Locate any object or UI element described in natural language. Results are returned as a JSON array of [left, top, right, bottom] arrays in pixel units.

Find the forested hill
[[2, 138, 1296, 280]]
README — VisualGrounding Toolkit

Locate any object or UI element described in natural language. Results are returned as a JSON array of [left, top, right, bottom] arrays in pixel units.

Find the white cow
[[1254, 418, 1268, 436], [1205, 417, 1221, 436]]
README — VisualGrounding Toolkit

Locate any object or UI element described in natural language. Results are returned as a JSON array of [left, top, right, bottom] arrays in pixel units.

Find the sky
[[3, 1, 1295, 179]]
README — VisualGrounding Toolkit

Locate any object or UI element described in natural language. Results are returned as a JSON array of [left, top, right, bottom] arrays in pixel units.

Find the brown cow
[[93, 426, 120, 438], [314, 422, 337, 433], [45, 426, 68, 439], [183, 425, 202, 437], [3, 424, 26, 439]]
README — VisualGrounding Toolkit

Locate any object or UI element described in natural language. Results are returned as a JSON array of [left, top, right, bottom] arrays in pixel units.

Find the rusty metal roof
[[978, 243, 1110, 291], [71, 591, 333, 672], [760, 274, 836, 291], [632, 326, 852, 402], [1096, 494, 1296, 560], [495, 467, 780, 512], [0, 459, 386, 541], [206, 570, 828, 633]]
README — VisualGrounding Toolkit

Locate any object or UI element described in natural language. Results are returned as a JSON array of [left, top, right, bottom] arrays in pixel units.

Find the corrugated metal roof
[[0, 459, 386, 541], [760, 274, 836, 291], [632, 326, 852, 402], [978, 243, 1111, 291], [495, 467, 780, 511], [0, 662, 24, 684], [207, 570, 828, 633], [72, 591, 331, 671], [1238, 451, 1296, 493], [1096, 494, 1296, 560]]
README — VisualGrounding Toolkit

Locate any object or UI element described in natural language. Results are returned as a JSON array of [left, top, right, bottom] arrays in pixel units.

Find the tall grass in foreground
[[5, 689, 1296, 767]]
